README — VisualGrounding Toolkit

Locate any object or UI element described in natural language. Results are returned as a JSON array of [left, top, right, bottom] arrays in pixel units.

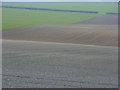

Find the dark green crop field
[[2, 2, 118, 30]]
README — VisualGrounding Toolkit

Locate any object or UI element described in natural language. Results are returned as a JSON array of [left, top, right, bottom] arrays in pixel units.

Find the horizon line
[[1, 1, 118, 2]]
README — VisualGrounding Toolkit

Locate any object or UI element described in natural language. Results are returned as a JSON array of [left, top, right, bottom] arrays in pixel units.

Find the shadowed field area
[[2, 40, 118, 88]]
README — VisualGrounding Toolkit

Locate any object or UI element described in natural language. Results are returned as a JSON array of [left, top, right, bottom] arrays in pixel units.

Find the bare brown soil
[[3, 24, 118, 46], [75, 15, 118, 25]]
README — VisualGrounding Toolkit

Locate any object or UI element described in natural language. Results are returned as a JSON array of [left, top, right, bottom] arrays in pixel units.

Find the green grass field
[[2, 2, 118, 30], [3, 2, 118, 13]]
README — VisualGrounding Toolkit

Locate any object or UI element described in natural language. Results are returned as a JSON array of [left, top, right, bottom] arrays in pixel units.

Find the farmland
[[2, 2, 118, 30], [2, 2, 118, 13], [2, 2, 118, 88], [2, 8, 100, 30]]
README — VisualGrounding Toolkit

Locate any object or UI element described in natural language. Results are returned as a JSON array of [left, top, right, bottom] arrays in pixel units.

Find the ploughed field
[[2, 40, 118, 88], [3, 24, 118, 46], [2, 2, 118, 88]]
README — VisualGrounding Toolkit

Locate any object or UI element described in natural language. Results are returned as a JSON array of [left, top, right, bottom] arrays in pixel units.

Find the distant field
[[2, 8, 100, 30], [2, 2, 118, 30], [2, 2, 118, 13]]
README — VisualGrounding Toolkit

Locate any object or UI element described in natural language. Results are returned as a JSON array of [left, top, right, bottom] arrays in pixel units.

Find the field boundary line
[[1, 6, 99, 14]]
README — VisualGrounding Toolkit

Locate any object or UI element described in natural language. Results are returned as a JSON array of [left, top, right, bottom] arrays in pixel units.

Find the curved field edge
[[3, 25, 118, 47], [2, 8, 102, 30]]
